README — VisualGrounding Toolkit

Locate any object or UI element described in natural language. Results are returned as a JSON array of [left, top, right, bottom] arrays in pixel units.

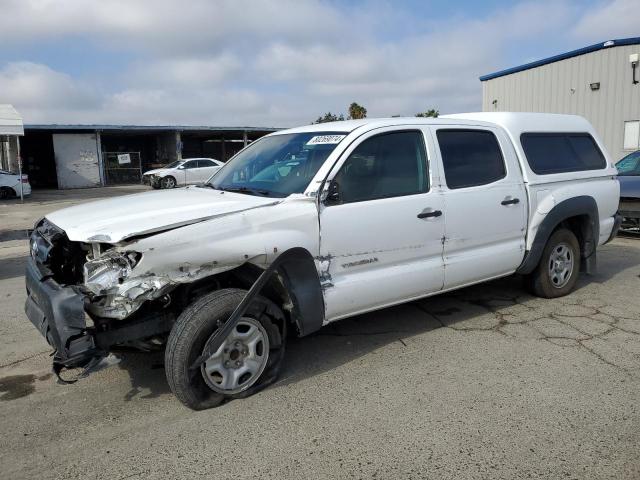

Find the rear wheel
[[165, 288, 286, 410], [526, 228, 580, 298], [160, 176, 176, 189], [0, 187, 15, 199]]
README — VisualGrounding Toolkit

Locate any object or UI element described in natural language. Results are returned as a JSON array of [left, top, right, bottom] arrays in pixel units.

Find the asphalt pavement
[[1, 186, 639, 479]]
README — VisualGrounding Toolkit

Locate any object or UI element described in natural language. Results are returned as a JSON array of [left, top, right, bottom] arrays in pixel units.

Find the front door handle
[[501, 197, 520, 206], [417, 209, 442, 219]]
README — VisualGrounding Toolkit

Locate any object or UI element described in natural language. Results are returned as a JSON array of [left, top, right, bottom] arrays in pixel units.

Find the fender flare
[[273, 248, 325, 337], [191, 247, 325, 370], [516, 196, 599, 275]]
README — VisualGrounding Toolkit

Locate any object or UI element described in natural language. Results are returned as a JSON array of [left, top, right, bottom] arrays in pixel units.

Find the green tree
[[313, 112, 345, 124], [415, 109, 439, 118], [348, 102, 367, 120]]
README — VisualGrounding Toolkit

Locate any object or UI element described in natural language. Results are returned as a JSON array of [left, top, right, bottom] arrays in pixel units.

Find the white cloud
[[0, 0, 350, 54], [128, 55, 242, 88], [0, 0, 626, 126], [572, 0, 639, 41], [0, 62, 100, 122]]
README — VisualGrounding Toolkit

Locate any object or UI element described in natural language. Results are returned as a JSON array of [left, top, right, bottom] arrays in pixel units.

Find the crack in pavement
[[0, 350, 50, 370], [408, 292, 639, 376]]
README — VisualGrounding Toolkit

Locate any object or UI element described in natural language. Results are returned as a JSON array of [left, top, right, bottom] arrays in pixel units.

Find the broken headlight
[[83, 250, 141, 295]]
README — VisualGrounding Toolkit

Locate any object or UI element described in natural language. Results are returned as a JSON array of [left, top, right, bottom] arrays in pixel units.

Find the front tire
[[165, 288, 286, 410], [526, 228, 580, 298], [160, 176, 176, 189]]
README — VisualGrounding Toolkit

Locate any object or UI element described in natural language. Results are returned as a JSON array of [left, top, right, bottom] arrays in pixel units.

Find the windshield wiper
[[218, 186, 272, 196]]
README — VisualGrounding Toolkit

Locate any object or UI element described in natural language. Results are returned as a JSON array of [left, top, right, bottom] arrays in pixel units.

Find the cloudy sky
[[0, 0, 636, 127]]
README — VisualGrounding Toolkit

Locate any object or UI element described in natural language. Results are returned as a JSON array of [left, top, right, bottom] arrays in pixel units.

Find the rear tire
[[165, 288, 286, 410], [0, 187, 15, 199], [526, 228, 580, 298]]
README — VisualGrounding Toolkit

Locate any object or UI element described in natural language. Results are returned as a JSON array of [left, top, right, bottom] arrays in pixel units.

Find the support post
[[96, 131, 106, 186], [243, 130, 248, 148], [175, 131, 182, 161], [16, 136, 24, 203]]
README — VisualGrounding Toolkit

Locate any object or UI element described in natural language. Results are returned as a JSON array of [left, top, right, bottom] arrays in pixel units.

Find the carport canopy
[[0, 104, 24, 136]]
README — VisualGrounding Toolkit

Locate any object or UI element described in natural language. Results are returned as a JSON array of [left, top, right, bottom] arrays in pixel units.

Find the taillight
[[21, 175, 29, 183]]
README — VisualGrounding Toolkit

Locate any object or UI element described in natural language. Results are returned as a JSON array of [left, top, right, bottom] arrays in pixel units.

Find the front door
[[431, 127, 527, 289], [319, 128, 445, 322]]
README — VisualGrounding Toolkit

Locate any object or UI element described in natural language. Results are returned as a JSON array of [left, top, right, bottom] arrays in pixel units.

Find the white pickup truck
[[25, 113, 621, 409]]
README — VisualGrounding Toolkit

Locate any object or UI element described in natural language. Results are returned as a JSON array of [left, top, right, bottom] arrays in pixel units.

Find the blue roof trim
[[480, 37, 640, 81]]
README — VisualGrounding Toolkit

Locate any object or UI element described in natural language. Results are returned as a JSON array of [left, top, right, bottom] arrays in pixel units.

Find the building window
[[623, 121, 640, 150]]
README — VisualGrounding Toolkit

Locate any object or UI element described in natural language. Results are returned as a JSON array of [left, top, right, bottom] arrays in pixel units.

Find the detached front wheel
[[165, 288, 286, 410]]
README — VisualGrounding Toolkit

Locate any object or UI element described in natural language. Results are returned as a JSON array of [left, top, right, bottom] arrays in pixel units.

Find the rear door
[[431, 126, 527, 289], [319, 128, 445, 321], [182, 159, 206, 184]]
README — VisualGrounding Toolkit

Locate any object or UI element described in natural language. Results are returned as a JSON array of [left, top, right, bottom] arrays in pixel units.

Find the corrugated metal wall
[[482, 44, 640, 162]]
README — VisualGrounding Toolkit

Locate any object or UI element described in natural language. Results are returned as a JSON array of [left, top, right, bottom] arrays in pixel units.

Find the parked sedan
[[0, 169, 31, 199], [615, 150, 640, 232], [143, 158, 224, 189]]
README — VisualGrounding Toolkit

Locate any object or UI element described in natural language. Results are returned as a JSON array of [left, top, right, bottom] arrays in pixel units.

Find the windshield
[[207, 132, 346, 197], [164, 160, 183, 169], [616, 151, 640, 176]]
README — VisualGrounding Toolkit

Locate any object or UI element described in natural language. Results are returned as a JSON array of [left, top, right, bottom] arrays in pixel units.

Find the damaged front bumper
[[25, 257, 100, 371], [25, 257, 175, 378]]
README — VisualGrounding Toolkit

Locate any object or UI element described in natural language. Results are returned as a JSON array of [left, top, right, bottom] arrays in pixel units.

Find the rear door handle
[[417, 209, 442, 219], [501, 197, 520, 206]]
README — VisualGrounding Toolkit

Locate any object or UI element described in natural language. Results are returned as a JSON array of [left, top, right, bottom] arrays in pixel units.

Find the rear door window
[[520, 133, 606, 174], [436, 129, 506, 189]]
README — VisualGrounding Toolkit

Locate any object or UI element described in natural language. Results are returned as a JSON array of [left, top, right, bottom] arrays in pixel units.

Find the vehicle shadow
[[0, 255, 28, 281], [116, 351, 171, 401], [113, 241, 640, 403], [0, 229, 30, 242], [582, 239, 640, 286], [275, 276, 522, 389]]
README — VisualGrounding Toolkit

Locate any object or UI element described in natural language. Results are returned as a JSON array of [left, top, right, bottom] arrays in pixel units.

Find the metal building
[[480, 37, 640, 162], [19, 125, 280, 189]]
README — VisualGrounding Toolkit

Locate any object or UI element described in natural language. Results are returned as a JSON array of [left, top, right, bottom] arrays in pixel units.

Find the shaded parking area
[[1, 187, 639, 479]]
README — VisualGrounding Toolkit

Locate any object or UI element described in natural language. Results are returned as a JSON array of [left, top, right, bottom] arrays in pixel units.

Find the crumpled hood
[[46, 186, 279, 243]]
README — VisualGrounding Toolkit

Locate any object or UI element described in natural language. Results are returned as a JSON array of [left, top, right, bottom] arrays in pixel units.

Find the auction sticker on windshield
[[306, 135, 346, 145]]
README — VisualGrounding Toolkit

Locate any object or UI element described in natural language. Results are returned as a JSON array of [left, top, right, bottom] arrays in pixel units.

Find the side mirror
[[323, 180, 341, 205]]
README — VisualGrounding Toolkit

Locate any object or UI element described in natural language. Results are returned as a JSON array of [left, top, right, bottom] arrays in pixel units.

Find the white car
[[142, 158, 224, 189], [25, 113, 621, 410], [0, 169, 31, 199]]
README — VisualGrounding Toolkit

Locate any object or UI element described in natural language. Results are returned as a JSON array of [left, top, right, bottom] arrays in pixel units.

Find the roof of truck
[[442, 112, 596, 137], [277, 112, 595, 136]]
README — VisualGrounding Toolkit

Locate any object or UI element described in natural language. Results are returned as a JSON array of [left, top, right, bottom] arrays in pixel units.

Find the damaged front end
[[25, 219, 175, 379]]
